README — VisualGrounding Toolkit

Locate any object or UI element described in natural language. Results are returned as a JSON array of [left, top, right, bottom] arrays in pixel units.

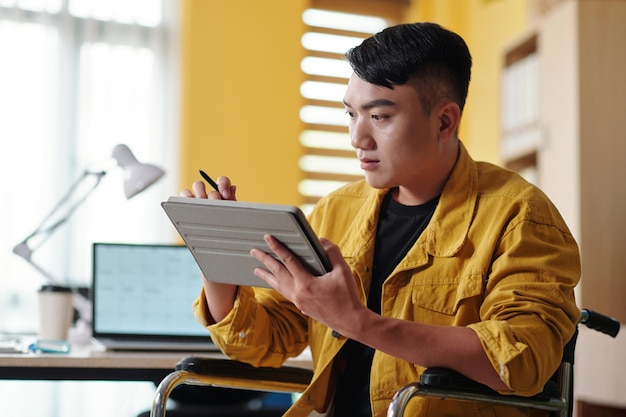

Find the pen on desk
[[199, 170, 219, 193]]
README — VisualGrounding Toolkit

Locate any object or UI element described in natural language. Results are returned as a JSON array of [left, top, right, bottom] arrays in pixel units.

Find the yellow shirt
[[194, 142, 580, 417]]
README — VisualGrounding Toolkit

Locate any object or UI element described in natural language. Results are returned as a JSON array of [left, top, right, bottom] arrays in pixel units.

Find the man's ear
[[437, 102, 461, 141]]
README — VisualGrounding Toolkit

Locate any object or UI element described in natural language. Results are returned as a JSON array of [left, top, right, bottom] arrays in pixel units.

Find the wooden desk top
[[0, 342, 220, 368], [0, 338, 312, 381]]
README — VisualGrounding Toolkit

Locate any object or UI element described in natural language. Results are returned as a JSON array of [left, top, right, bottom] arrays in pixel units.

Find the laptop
[[91, 242, 219, 352]]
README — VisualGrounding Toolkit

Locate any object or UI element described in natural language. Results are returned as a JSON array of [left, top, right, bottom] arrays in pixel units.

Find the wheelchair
[[388, 309, 620, 417], [150, 309, 620, 417]]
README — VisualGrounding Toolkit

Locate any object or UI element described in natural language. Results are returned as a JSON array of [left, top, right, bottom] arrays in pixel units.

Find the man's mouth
[[359, 157, 379, 171]]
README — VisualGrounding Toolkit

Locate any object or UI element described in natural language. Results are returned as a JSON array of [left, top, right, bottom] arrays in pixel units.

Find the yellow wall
[[179, 0, 308, 205], [179, 0, 530, 204], [406, 0, 529, 163]]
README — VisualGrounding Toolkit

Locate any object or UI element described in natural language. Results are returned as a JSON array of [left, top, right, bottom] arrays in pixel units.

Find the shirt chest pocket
[[389, 270, 485, 325]]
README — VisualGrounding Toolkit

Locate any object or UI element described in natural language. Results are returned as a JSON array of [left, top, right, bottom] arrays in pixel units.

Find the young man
[[181, 22, 581, 417]]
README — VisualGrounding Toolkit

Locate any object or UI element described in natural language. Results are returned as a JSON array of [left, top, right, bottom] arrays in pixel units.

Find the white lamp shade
[[122, 162, 165, 199], [112, 144, 166, 199]]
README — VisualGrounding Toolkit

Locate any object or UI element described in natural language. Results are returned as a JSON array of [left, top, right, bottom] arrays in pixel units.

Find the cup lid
[[39, 284, 73, 293]]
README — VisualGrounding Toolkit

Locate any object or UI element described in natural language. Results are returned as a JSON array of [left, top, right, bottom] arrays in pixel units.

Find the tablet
[[161, 196, 331, 288]]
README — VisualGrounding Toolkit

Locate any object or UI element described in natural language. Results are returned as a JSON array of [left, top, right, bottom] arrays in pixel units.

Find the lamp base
[[68, 319, 92, 345]]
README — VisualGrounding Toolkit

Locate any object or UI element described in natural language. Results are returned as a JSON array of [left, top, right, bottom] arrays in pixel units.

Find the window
[[0, 0, 179, 332], [0, 1, 179, 414], [298, 7, 389, 213], [500, 34, 540, 185]]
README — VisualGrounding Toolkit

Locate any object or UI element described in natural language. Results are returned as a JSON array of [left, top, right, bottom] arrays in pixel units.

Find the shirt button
[[238, 331, 246, 339], [331, 330, 342, 338]]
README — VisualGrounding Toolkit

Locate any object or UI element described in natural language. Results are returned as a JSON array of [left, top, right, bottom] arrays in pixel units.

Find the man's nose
[[350, 118, 374, 150]]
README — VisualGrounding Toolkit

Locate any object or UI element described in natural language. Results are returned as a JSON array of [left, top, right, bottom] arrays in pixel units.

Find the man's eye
[[345, 110, 355, 118], [371, 114, 387, 121]]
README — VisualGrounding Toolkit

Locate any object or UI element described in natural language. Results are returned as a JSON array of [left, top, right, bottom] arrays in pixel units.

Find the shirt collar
[[422, 141, 477, 257]]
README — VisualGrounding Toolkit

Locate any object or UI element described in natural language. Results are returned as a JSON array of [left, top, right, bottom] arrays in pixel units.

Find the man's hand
[[178, 175, 238, 323], [179, 176, 237, 201], [250, 234, 366, 335]]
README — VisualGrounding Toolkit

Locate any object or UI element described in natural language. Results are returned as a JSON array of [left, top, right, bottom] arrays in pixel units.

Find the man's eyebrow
[[343, 98, 397, 110]]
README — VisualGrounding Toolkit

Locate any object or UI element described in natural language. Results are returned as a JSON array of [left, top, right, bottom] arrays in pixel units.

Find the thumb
[[320, 238, 343, 269]]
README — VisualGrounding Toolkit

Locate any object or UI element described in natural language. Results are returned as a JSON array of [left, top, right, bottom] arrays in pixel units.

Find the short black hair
[[344, 22, 472, 115]]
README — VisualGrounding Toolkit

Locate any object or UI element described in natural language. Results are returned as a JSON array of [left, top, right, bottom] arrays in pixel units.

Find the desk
[[0, 340, 313, 382], [0, 341, 223, 382], [1, 340, 313, 417]]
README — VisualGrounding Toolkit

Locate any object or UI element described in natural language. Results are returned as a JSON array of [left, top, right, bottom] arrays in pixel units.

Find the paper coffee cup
[[38, 285, 74, 340]]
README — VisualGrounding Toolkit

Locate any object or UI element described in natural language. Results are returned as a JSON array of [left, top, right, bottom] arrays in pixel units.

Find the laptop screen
[[91, 242, 208, 339]]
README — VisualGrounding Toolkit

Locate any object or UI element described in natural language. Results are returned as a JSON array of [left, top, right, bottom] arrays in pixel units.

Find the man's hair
[[344, 22, 472, 115]]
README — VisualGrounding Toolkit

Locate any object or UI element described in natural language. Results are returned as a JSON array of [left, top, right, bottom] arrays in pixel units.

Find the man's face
[[343, 74, 444, 203]]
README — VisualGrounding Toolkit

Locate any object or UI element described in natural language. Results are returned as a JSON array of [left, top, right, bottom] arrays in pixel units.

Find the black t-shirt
[[332, 191, 439, 417]]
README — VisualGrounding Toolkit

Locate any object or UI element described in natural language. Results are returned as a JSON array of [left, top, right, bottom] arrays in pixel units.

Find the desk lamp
[[12, 144, 165, 325]]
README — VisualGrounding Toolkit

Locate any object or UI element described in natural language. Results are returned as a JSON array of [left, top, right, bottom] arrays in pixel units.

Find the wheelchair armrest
[[388, 367, 569, 417], [150, 356, 313, 417], [419, 368, 561, 400], [174, 356, 313, 389], [419, 367, 496, 393]]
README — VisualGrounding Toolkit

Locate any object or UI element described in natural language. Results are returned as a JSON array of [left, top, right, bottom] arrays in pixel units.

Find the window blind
[[298, 7, 392, 213]]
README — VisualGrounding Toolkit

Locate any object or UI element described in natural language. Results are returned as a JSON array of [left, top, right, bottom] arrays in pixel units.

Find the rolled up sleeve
[[193, 285, 309, 368], [469, 217, 580, 395]]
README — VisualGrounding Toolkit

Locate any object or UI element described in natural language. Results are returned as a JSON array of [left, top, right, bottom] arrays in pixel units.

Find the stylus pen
[[199, 170, 219, 192]]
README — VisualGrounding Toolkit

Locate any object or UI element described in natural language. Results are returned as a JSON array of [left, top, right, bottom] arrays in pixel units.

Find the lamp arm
[[11, 145, 165, 331], [11, 251, 59, 284], [11, 253, 93, 323], [13, 169, 106, 261], [12, 169, 105, 326]]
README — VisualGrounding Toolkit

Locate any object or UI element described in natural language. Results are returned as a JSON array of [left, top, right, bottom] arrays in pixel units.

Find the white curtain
[[0, 0, 180, 415]]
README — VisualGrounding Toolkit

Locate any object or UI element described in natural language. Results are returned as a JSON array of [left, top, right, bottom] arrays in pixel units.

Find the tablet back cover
[[161, 197, 330, 288]]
